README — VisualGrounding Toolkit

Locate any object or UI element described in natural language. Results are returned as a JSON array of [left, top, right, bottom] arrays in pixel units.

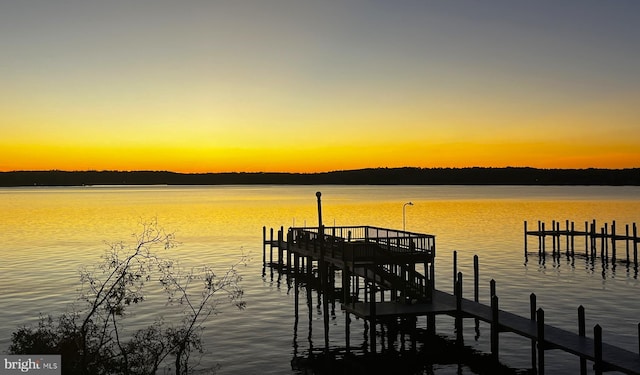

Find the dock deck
[[264, 224, 640, 374]]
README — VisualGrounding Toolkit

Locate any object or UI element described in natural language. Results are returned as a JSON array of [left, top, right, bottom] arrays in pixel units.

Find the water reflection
[[526, 247, 639, 280], [3, 185, 640, 374]]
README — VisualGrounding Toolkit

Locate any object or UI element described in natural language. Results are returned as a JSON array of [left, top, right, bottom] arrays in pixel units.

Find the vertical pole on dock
[[571, 221, 575, 257], [626, 224, 630, 264], [473, 255, 479, 303], [585, 221, 589, 259], [453, 250, 458, 292], [345, 311, 351, 355], [278, 227, 284, 268], [565, 220, 570, 256], [262, 226, 266, 266], [591, 219, 597, 259], [370, 284, 377, 354], [551, 220, 556, 256], [602, 224, 607, 261], [455, 272, 463, 344], [269, 227, 274, 265], [316, 191, 323, 228], [634, 223, 638, 267], [594, 324, 603, 375], [530, 293, 537, 372], [537, 308, 545, 375], [611, 221, 617, 263], [541, 222, 546, 256], [491, 294, 499, 362], [490, 279, 496, 299], [578, 305, 586, 375], [524, 221, 528, 257], [294, 260, 300, 341], [538, 221, 542, 255]]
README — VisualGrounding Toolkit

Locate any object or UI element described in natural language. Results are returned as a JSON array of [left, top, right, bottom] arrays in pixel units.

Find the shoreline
[[1, 167, 639, 187]]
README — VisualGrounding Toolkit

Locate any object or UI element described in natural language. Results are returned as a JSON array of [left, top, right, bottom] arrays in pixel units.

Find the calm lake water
[[1, 185, 639, 374]]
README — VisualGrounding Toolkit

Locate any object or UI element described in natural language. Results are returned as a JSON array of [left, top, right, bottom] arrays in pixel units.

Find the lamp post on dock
[[403, 201, 413, 232]]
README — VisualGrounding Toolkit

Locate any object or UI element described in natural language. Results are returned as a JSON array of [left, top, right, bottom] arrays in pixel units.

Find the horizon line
[[3, 166, 640, 174]]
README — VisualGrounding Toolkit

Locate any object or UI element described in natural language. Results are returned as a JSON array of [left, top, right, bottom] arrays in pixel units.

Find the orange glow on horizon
[[2, 138, 638, 173]]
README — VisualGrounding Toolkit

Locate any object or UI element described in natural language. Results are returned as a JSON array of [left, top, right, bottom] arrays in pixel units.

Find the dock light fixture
[[403, 201, 413, 231]]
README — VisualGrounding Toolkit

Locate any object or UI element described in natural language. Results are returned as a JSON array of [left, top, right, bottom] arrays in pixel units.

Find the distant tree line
[[0, 167, 639, 187]]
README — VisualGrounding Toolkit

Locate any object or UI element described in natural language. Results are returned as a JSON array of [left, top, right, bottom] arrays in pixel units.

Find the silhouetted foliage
[[1, 167, 638, 186], [8, 220, 247, 375]]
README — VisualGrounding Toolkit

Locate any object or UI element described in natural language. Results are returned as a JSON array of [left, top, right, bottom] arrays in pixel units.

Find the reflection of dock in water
[[262, 196, 640, 374]]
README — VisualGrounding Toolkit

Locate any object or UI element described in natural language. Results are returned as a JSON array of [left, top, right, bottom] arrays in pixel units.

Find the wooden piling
[[269, 227, 274, 265], [594, 324, 603, 375], [541, 222, 546, 255], [626, 224, 631, 264], [571, 221, 575, 257], [453, 250, 458, 291], [612, 221, 617, 263], [474, 255, 479, 304], [490, 279, 496, 299], [262, 226, 267, 265], [491, 294, 499, 362], [578, 305, 586, 375], [456, 272, 463, 344], [370, 284, 377, 353], [585, 221, 589, 258], [634, 223, 638, 267], [530, 293, 537, 372], [524, 221, 528, 256], [538, 221, 543, 254], [601, 224, 606, 261]]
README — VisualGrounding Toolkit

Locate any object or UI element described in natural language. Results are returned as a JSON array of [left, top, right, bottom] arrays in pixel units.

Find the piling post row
[[526, 220, 640, 266]]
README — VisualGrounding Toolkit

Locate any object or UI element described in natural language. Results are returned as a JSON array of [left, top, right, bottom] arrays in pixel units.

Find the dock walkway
[[344, 289, 640, 374]]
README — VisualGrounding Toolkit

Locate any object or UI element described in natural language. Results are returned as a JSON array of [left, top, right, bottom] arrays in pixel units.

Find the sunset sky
[[1, 1, 639, 173]]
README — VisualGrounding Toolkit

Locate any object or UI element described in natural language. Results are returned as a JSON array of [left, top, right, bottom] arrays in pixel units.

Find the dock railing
[[288, 225, 435, 261]]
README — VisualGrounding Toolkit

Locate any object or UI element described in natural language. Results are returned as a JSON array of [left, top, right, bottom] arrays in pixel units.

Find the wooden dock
[[264, 222, 640, 374], [524, 220, 640, 265]]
